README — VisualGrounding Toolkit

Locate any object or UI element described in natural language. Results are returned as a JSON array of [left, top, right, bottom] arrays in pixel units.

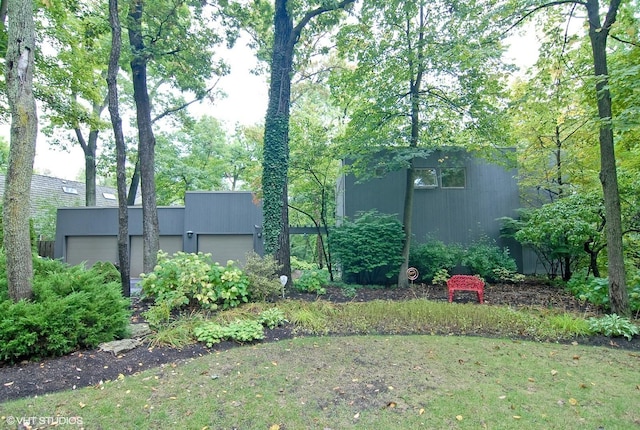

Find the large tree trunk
[[128, 0, 160, 274], [108, 0, 131, 296], [262, 0, 294, 281], [585, 0, 629, 316], [3, 0, 37, 302]]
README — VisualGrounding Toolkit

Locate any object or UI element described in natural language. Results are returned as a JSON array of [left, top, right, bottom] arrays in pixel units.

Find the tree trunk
[[3, 0, 37, 302], [74, 126, 100, 206], [585, 0, 629, 316], [128, 0, 160, 274], [127, 158, 140, 205], [108, 0, 131, 296], [262, 0, 294, 281]]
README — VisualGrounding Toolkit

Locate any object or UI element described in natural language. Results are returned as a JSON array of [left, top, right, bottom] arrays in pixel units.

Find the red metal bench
[[447, 275, 485, 304]]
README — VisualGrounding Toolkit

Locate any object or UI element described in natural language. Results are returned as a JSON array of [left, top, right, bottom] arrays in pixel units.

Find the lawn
[[1, 333, 638, 429]]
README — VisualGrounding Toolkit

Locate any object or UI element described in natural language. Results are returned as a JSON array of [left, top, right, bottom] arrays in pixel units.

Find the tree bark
[[128, 0, 160, 274], [74, 124, 101, 206], [262, 0, 355, 283], [3, 0, 37, 301], [108, 0, 131, 296], [585, 0, 629, 315], [3, 0, 38, 302]]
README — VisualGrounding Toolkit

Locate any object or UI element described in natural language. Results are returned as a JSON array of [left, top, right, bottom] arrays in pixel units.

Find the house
[[336, 148, 533, 272], [55, 191, 263, 277]]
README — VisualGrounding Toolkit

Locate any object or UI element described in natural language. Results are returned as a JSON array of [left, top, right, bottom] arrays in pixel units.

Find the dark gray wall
[[340, 149, 526, 269]]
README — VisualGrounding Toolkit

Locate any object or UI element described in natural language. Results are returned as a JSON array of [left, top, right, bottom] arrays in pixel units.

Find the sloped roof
[[0, 174, 136, 217]]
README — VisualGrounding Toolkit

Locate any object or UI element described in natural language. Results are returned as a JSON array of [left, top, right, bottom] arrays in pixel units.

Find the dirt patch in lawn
[[1, 281, 638, 403]]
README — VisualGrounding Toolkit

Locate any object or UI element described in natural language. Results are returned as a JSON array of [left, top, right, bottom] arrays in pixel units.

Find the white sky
[[5, 26, 537, 182]]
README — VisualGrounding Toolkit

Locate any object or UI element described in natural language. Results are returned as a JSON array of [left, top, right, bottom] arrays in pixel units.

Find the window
[[414, 168, 437, 188], [441, 167, 466, 188], [62, 186, 78, 195], [102, 192, 116, 200]]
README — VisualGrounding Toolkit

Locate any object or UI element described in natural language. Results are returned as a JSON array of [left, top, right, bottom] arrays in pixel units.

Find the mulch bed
[[1, 281, 638, 403]]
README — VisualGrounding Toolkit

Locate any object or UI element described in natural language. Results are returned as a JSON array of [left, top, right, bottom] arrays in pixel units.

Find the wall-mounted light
[[186, 231, 194, 238]]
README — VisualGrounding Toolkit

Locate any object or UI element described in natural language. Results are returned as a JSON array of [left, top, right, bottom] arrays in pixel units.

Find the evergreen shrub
[[0, 256, 130, 363]]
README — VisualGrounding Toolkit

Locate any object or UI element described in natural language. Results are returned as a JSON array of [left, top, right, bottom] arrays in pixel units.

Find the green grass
[[1, 335, 638, 429]]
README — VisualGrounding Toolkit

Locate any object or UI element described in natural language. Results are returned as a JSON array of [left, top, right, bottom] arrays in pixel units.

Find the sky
[[5, 26, 537, 182]]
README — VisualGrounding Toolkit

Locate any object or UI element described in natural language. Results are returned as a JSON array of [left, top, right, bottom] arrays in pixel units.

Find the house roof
[[0, 174, 137, 217]]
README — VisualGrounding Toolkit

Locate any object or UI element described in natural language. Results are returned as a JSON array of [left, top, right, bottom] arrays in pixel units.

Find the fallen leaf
[[272, 362, 278, 366], [353, 412, 360, 419], [569, 398, 578, 406], [551, 370, 558, 376], [573, 355, 580, 360], [513, 415, 521, 419], [456, 415, 463, 421], [79, 402, 86, 409], [117, 373, 125, 381], [386, 402, 397, 408], [419, 408, 425, 415], [3, 382, 13, 387], [499, 395, 506, 400], [528, 378, 535, 382], [269, 425, 280, 430]]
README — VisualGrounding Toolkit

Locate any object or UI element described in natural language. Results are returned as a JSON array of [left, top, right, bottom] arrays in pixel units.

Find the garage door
[[130, 235, 183, 277], [66, 236, 118, 268], [197, 234, 254, 266]]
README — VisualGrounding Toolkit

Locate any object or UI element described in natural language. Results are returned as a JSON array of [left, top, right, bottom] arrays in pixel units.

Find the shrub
[[462, 237, 518, 282], [140, 251, 250, 313], [566, 273, 640, 312], [330, 211, 404, 285], [243, 252, 283, 302], [294, 269, 329, 295], [409, 239, 462, 282], [194, 319, 265, 346], [259, 307, 287, 329], [0, 256, 130, 362], [588, 314, 639, 341]]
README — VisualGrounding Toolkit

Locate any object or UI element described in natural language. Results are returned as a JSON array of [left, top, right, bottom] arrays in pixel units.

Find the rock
[[98, 338, 142, 356], [129, 323, 151, 338]]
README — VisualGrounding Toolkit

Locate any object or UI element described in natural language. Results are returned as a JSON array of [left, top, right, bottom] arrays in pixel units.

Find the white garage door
[[130, 235, 183, 277], [66, 236, 118, 268], [197, 234, 254, 266]]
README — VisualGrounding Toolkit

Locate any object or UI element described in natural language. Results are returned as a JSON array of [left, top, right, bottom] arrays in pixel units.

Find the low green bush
[[409, 239, 462, 282], [0, 256, 130, 363], [294, 269, 329, 295], [566, 273, 640, 312], [588, 314, 639, 341], [194, 319, 265, 346], [462, 237, 518, 282], [140, 251, 250, 313], [243, 252, 283, 302]]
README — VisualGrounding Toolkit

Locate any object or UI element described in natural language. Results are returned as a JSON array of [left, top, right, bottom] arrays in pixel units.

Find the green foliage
[[462, 237, 518, 282], [194, 319, 265, 347], [0, 256, 130, 362], [243, 251, 283, 302], [588, 314, 639, 341], [431, 269, 450, 286], [140, 251, 250, 314], [294, 269, 329, 295], [291, 255, 319, 271], [409, 239, 462, 282], [330, 211, 404, 285], [566, 273, 640, 312], [258, 307, 287, 329]]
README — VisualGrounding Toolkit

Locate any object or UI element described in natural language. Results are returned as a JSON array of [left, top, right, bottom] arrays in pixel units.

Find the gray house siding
[[339, 149, 529, 271], [55, 192, 263, 276]]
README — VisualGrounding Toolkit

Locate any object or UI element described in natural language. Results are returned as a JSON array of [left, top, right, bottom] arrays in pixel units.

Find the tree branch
[[292, 0, 356, 44]]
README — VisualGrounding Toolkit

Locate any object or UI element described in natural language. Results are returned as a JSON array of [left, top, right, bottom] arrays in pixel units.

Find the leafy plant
[[140, 251, 250, 313], [566, 275, 610, 309], [243, 251, 283, 302], [588, 314, 639, 340], [431, 269, 450, 286], [330, 211, 404, 285], [294, 269, 329, 295], [259, 307, 287, 329], [462, 237, 518, 282], [194, 319, 265, 346], [409, 239, 462, 282]]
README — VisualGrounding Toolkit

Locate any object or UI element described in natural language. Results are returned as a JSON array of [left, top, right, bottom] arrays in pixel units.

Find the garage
[[197, 234, 254, 266], [65, 236, 118, 268], [130, 235, 183, 277]]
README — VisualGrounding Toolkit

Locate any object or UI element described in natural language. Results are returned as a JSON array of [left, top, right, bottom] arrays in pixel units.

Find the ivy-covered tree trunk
[[586, 0, 629, 316], [263, 0, 294, 279], [128, 0, 160, 274], [3, 0, 37, 302], [108, 0, 131, 296]]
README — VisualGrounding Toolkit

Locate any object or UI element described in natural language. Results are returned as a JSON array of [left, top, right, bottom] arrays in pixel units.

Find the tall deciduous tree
[[333, 0, 510, 287], [262, 0, 355, 282], [108, 0, 131, 295], [3, 0, 37, 301]]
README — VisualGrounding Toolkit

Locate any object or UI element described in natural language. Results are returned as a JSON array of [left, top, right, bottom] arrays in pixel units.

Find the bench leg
[[477, 290, 484, 304]]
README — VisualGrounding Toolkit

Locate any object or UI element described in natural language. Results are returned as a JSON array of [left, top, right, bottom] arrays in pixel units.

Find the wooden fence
[[37, 241, 55, 259]]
